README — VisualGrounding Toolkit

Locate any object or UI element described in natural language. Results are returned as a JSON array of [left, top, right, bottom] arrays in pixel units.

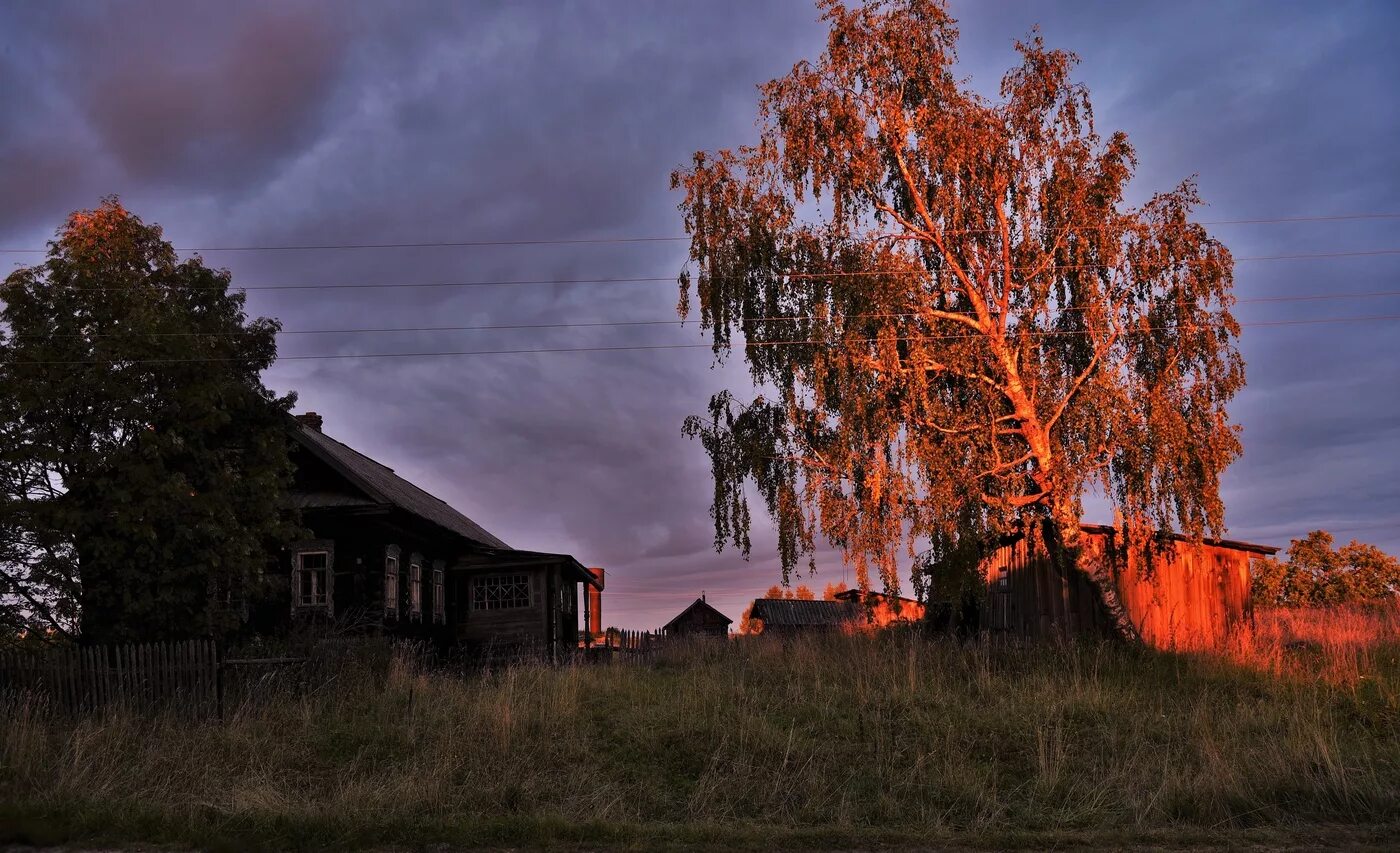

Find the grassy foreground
[[2, 613, 1399, 851]]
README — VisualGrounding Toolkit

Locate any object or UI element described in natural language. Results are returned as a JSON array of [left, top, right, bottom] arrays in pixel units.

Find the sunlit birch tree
[[672, 0, 1244, 640]]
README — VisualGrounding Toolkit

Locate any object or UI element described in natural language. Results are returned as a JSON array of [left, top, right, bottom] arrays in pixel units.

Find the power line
[[18, 248, 1400, 294], [14, 288, 1400, 340], [7, 313, 1400, 366], [3, 212, 1398, 254]]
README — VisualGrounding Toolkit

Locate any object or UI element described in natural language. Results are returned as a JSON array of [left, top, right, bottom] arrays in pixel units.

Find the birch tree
[[672, 0, 1244, 640]]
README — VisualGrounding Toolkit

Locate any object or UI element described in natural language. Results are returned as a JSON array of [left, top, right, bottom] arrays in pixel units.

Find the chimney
[[295, 412, 324, 432], [586, 567, 605, 637]]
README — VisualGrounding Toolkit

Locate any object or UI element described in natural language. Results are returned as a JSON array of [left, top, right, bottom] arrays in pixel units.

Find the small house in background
[[983, 523, 1278, 650], [831, 588, 925, 627], [661, 595, 732, 639], [264, 412, 604, 658], [745, 598, 861, 636]]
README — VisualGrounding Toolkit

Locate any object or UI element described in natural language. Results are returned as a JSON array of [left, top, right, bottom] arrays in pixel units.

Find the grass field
[[2, 606, 1399, 851]]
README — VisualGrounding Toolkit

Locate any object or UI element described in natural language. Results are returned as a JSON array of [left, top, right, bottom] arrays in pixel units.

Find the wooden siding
[[983, 530, 1256, 650]]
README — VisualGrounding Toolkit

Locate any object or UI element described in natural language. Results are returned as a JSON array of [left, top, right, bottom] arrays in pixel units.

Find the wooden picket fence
[[594, 628, 665, 661], [0, 639, 222, 717]]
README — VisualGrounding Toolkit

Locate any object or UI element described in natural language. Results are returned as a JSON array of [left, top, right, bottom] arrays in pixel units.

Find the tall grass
[[3, 624, 1398, 850]]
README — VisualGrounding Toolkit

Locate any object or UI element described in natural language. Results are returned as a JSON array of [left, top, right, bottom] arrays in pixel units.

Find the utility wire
[[3, 212, 1399, 254], [13, 288, 1400, 340], [7, 313, 1400, 366], [17, 248, 1400, 294]]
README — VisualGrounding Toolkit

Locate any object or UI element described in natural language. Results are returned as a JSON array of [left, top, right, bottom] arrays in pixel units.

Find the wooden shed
[[982, 524, 1278, 650], [662, 595, 732, 639]]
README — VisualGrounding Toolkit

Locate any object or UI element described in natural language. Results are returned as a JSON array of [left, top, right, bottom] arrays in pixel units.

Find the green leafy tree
[[0, 198, 298, 643], [672, 0, 1243, 640], [1253, 530, 1400, 607]]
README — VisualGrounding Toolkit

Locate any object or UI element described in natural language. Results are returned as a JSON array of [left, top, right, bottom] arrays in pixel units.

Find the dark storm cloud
[[2, 0, 1397, 627]]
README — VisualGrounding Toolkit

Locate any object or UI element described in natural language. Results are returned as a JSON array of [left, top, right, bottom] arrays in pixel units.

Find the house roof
[[662, 597, 733, 632], [1078, 524, 1279, 556], [455, 547, 603, 590], [748, 598, 860, 628], [832, 589, 921, 606], [290, 422, 510, 550]]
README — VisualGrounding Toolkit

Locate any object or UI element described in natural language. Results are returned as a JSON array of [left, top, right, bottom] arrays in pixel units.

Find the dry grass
[[1226, 602, 1400, 684], [2, 622, 1399, 850]]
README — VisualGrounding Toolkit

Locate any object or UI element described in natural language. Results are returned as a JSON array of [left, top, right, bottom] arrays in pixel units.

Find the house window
[[384, 553, 400, 619], [295, 551, 330, 609], [409, 561, 423, 619], [432, 566, 445, 624], [472, 574, 530, 610]]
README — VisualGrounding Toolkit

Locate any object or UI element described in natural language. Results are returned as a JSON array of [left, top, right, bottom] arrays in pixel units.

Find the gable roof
[[290, 422, 509, 550], [748, 598, 860, 628], [663, 597, 733, 632]]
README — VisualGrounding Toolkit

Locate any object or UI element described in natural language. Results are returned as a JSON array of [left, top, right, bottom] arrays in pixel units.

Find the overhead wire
[[19, 247, 1400, 293], [3, 211, 1400, 254], [7, 313, 1400, 366]]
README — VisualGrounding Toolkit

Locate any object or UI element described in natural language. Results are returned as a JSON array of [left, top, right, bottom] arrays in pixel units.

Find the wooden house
[[259, 412, 603, 657], [982, 523, 1278, 650], [831, 588, 925, 627], [745, 598, 861, 636], [661, 595, 732, 639]]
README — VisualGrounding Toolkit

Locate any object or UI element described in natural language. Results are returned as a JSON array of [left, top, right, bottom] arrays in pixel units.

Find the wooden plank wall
[[983, 531, 1253, 650]]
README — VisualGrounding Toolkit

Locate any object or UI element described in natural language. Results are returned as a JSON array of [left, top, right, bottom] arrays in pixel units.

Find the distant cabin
[[662, 596, 732, 639], [746, 598, 861, 635], [831, 588, 925, 627], [982, 523, 1278, 650], [260, 412, 604, 658]]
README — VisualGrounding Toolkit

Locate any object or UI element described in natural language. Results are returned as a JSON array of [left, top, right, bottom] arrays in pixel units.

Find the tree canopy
[[1253, 531, 1400, 607], [0, 199, 298, 643], [672, 0, 1244, 639]]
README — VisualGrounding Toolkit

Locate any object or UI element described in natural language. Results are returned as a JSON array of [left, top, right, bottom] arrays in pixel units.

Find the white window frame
[[432, 564, 446, 624], [471, 573, 532, 611], [294, 549, 331, 611], [384, 551, 400, 620], [409, 560, 423, 620]]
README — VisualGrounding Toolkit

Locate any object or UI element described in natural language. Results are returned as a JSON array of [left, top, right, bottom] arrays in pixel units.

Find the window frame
[[384, 546, 400, 620], [470, 573, 532, 611], [408, 557, 423, 620], [432, 562, 446, 624], [291, 542, 334, 615]]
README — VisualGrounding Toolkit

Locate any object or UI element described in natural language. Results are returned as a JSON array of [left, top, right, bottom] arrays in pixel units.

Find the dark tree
[[672, 0, 1244, 640], [0, 199, 298, 643]]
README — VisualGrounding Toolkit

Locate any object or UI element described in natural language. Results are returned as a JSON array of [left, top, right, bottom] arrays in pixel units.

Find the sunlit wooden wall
[[982, 528, 1257, 650]]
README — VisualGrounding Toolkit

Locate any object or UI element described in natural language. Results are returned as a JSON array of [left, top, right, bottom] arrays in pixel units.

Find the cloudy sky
[[2, 0, 1397, 628]]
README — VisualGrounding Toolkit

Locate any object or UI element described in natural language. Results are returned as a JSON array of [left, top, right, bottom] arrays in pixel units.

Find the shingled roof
[[290, 421, 509, 550], [748, 598, 861, 628]]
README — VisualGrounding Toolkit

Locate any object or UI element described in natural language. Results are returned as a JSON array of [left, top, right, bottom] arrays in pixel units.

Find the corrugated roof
[[748, 598, 860, 628], [291, 423, 509, 549]]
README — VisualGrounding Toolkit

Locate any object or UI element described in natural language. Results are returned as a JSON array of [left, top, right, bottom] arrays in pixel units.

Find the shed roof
[[663, 597, 733, 632], [1079, 524, 1278, 555], [290, 421, 510, 550], [748, 598, 861, 628]]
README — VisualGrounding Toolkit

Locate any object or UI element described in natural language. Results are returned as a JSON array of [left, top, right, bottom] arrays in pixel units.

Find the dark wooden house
[[262, 413, 603, 657], [982, 523, 1278, 650], [661, 596, 732, 639], [745, 598, 861, 636], [831, 588, 925, 627]]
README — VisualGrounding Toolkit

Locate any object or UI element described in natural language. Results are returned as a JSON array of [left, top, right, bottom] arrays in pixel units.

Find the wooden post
[[215, 640, 225, 722]]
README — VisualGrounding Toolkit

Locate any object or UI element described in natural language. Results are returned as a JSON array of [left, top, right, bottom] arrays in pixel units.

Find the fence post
[[215, 640, 225, 722]]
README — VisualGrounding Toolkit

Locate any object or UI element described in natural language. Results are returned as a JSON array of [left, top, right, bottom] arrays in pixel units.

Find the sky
[[2, 0, 1398, 629]]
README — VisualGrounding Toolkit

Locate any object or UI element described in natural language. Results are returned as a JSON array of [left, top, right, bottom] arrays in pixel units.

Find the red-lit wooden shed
[[982, 524, 1278, 650]]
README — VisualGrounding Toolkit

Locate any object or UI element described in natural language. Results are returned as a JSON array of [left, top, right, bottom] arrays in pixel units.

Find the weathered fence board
[[0, 639, 220, 717]]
